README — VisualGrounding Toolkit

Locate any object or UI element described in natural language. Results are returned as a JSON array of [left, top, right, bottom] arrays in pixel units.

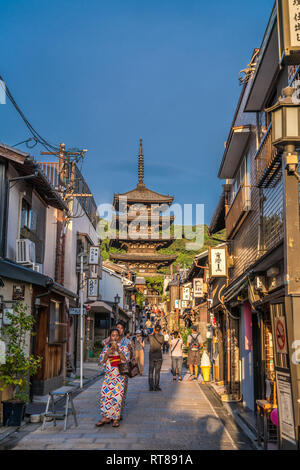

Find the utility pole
[[78, 251, 85, 389]]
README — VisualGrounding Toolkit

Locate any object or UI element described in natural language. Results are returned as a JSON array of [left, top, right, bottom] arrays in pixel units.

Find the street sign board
[[276, 371, 296, 445], [275, 316, 288, 354], [69, 307, 87, 315]]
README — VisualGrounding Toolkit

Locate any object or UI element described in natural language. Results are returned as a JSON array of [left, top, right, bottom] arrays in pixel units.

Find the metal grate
[[262, 175, 284, 252]]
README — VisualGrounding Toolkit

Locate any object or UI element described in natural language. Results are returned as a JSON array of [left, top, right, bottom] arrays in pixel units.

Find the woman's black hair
[[109, 327, 120, 336], [116, 320, 126, 329], [174, 331, 179, 337]]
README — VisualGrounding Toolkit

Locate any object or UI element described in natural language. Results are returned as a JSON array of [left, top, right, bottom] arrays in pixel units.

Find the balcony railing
[[39, 162, 64, 191], [226, 185, 251, 238], [255, 125, 281, 187]]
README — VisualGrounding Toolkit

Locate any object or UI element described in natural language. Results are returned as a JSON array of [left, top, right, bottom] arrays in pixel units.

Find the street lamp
[[266, 86, 300, 450]]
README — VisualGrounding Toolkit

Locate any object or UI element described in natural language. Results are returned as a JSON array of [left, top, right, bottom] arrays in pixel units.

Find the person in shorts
[[187, 325, 203, 381]]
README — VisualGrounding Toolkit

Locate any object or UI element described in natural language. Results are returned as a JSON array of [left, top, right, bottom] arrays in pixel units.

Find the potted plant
[[0, 301, 42, 426]]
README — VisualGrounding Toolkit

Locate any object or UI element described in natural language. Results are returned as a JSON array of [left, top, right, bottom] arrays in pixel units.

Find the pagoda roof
[[113, 214, 175, 222], [113, 183, 174, 208]]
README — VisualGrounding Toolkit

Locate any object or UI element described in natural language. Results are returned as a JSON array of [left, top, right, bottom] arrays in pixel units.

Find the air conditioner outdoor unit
[[16, 239, 36, 265]]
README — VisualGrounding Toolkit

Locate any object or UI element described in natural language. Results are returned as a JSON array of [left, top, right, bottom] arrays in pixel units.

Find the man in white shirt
[[170, 331, 183, 381]]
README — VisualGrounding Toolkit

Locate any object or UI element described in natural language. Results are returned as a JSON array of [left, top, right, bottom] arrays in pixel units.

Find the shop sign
[[13, 284, 25, 300], [277, 0, 300, 64], [87, 278, 98, 298], [209, 247, 227, 278], [275, 316, 288, 354], [88, 246, 100, 265], [69, 307, 87, 315], [193, 278, 203, 298], [182, 287, 190, 301], [175, 299, 180, 309], [276, 371, 296, 445]]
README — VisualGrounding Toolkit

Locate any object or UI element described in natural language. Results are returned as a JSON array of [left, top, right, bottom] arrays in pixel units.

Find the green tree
[[0, 301, 42, 402]]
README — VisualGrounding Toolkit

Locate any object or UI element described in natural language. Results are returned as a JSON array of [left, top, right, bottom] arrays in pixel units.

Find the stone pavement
[[1, 347, 253, 450]]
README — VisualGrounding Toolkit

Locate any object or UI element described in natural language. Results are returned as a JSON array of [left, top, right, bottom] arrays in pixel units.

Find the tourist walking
[[96, 328, 129, 428], [187, 325, 203, 381], [148, 324, 164, 391], [116, 320, 134, 416], [162, 329, 170, 353], [170, 331, 183, 381], [102, 320, 134, 417], [134, 329, 145, 375]]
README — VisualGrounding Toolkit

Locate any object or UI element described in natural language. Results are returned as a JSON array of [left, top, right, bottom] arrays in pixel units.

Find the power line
[[0, 75, 59, 152]]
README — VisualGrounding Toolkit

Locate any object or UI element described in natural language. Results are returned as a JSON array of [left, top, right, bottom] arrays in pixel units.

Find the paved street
[[2, 349, 253, 450]]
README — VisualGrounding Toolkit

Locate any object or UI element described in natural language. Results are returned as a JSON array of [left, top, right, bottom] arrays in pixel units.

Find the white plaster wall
[[100, 268, 124, 308], [63, 197, 99, 297], [43, 207, 58, 278]]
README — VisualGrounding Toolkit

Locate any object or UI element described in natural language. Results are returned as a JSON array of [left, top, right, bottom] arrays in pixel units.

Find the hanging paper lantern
[[270, 408, 278, 427]]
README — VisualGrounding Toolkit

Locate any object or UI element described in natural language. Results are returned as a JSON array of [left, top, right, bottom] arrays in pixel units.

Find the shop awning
[[85, 300, 113, 313], [218, 126, 252, 179], [244, 9, 279, 112], [0, 258, 77, 300], [223, 273, 249, 303], [0, 258, 52, 286]]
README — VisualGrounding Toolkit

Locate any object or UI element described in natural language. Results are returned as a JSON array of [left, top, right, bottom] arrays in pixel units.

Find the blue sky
[[0, 0, 275, 225]]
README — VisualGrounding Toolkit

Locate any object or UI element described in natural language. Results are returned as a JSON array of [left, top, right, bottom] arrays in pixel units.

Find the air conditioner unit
[[16, 239, 36, 265]]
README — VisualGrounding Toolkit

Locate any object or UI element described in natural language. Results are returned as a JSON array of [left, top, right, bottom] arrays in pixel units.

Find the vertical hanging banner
[[88, 246, 100, 265], [209, 247, 227, 278], [193, 278, 204, 298], [87, 278, 98, 298], [277, 0, 300, 63]]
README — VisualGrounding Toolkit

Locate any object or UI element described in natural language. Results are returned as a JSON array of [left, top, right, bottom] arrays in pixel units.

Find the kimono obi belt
[[109, 355, 121, 367]]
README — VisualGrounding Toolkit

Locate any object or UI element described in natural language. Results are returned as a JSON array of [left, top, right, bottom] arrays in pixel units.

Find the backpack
[[189, 334, 200, 351]]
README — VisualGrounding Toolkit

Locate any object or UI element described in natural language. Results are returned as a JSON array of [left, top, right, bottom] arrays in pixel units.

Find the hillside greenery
[[100, 225, 225, 273]]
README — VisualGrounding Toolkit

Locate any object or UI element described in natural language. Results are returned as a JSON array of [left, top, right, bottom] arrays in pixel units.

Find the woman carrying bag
[[170, 331, 183, 381], [96, 328, 130, 428]]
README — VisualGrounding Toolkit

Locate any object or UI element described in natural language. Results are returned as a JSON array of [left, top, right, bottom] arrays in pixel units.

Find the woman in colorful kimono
[[116, 321, 134, 417], [96, 328, 129, 428]]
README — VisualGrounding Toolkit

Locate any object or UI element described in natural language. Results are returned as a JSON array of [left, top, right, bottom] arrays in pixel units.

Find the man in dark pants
[[148, 324, 164, 391]]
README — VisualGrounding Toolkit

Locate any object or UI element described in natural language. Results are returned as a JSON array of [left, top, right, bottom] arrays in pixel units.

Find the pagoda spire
[[138, 138, 144, 186]]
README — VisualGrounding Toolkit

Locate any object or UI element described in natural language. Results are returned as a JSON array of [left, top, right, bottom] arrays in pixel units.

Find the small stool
[[256, 399, 277, 450], [41, 391, 78, 431]]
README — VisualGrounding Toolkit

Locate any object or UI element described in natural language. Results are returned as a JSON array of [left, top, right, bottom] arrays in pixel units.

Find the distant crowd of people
[[96, 305, 205, 428]]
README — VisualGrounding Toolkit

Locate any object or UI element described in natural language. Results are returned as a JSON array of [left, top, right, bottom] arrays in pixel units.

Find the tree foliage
[[0, 301, 42, 402]]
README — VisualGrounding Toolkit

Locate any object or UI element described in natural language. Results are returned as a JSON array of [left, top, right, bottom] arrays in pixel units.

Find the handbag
[[118, 361, 130, 376], [129, 360, 139, 378]]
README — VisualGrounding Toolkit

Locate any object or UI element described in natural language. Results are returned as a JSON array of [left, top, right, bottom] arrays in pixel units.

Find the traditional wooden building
[[110, 139, 177, 277]]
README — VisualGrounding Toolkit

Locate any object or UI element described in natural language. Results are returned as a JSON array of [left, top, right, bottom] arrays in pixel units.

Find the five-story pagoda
[[109, 139, 177, 276]]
